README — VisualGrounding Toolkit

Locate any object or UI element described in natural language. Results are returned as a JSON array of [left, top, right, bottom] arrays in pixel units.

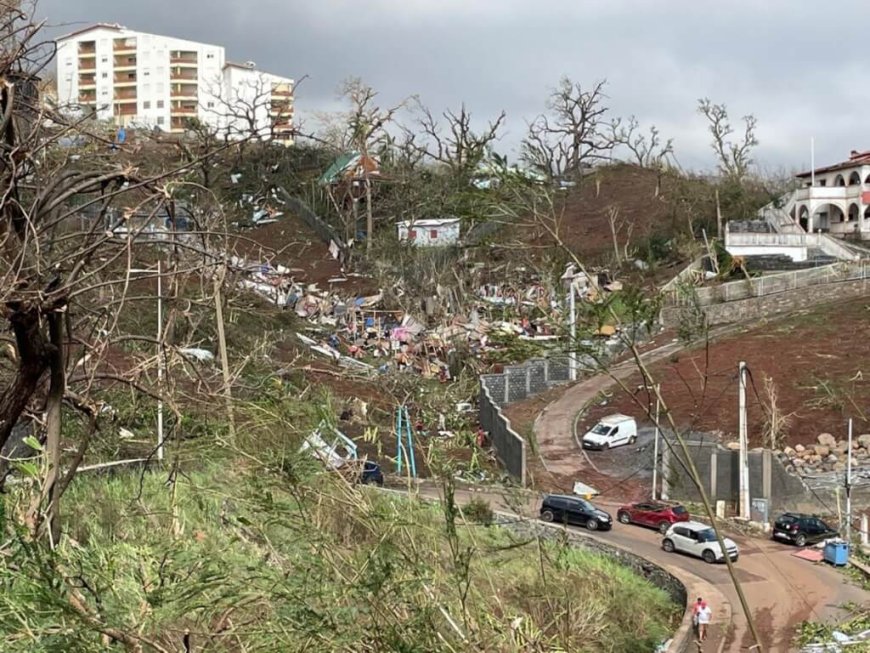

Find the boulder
[[826, 453, 839, 463], [813, 445, 830, 457], [856, 448, 869, 459], [792, 458, 805, 467], [833, 462, 846, 473], [835, 440, 850, 453], [817, 433, 837, 448], [725, 441, 741, 451], [784, 446, 796, 457], [858, 434, 870, 449]]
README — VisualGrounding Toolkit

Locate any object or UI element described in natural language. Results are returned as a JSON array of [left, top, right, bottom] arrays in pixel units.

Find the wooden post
[[214, 264, 235, 440]]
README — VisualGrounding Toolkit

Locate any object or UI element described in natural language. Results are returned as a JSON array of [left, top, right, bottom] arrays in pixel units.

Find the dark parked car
[[617, 501, 690, 534], [539, 494, 613, 531], [772, 512, 838, 547], [360, 460, 384, 486]]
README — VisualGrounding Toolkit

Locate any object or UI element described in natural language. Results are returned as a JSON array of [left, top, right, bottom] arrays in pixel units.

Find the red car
[[616, 501, 690, 534]]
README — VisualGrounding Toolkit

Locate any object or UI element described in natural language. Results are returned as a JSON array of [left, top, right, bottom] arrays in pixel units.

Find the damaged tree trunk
[[40, 310, 65, 545], [0, 305, 51, 451]]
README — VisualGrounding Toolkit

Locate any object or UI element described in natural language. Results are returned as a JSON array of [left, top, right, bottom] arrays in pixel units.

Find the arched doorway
[[849, 171, 861, 185], [835, 174, 846, 186], [849, 203, 860, 222], [798, 205, 810, 232]]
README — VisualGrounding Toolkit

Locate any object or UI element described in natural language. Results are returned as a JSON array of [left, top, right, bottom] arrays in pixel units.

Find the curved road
[[528, 341, 868, 651]]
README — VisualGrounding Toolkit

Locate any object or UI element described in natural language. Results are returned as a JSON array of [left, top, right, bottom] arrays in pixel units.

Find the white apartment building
[[55, 24, 294, 144]]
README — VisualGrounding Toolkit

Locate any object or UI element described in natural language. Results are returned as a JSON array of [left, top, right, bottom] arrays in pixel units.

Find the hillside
[[509, 164, 716, 268]]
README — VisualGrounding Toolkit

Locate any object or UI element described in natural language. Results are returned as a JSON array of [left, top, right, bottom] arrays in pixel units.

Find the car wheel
[[702, 549, 717, 564], [541, 510, 555, 523], [795, 533, 807, 547], [617, 511, 631, 524], [629, 435, 637, 444], [662, 538, 675, 553], [658, 521, 670, 535], [586, 518, 599, 531], [605, 442, 611, 450]]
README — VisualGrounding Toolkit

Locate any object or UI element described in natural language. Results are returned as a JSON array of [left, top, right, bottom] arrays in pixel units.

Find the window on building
[[143, 71, 150, 77], [207, 101, 214, 108], [65, 58, 72, 66], [157, 116, 164, 125], [126, 73, 135, 80], [101, 56, 107, 63], [101, 72, 108, 78], [408, 229, 417, 240], [430, 229, 438, 240], [206, 52, 214, 59], [143, 101, 150, 109], [156, 100, 164, 108], [819, 179, 827, 187]]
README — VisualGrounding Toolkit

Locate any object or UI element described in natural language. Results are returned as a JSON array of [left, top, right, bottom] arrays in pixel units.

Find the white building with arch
[[792, 150, 870, 237]]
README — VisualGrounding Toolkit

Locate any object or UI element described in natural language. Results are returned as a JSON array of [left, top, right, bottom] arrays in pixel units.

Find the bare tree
[[609, 115, 674, 169], [521, 78, 614, 179], [407, 100, 506, 174], [697, 98, 758, 181], [340, 77, 407, 253]]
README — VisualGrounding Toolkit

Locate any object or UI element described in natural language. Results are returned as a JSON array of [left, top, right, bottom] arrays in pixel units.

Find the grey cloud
[[37, 0, 870, 171]]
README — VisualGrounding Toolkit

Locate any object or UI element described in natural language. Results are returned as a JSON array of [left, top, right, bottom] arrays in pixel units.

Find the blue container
[[823, 540, 849, 566]]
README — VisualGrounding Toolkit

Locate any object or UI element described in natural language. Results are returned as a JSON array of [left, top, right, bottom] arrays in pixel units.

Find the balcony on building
[[170, 115, 191, 132], [170, 83, 198, 100], [114, 102, 136, 116], [113, 88, 137, 102], [170, 101, 197, 116], [170, 50, 198, 66], [271, 82, 292, 98], [78, 73, 97, 89], [78, 89, 97, 105], [113, 37, 137, 54], [170, 67, 198, 82], [113, 54, 137, 71], [113, 71, 137, 86], [77, 41, 96, 56], [78, 56, 97, 72]]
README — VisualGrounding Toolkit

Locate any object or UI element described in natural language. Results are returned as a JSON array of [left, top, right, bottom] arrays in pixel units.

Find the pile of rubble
[[779, 432, 870, 474]]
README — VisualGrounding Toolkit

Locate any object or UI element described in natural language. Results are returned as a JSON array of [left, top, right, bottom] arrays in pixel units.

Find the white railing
[[665, 261, 870, 307], [724, 230, 859, 261]]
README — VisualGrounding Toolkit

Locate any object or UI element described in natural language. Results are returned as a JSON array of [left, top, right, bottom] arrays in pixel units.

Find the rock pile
[[779, 433, 870, 474]]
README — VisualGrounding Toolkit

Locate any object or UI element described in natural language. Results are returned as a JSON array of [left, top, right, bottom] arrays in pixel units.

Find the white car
[[581, 414, 637, 450], [662, 521, 739, 564]]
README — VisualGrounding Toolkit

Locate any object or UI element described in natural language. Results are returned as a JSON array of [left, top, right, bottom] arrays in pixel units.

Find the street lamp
[[128, 261, 164, 462], [560, 264, 579, 382]]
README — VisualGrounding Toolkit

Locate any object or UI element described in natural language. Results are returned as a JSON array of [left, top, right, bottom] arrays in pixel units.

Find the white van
[[581, 414, 637, 450]]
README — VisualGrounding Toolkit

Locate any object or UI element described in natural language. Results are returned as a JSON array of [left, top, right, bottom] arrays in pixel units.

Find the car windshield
[[697, 528, 718, 543], [576, 499, 594, 511], [591, 424, 611, 435], [778, 515, 798, 524], [672, 506, 687, 514]]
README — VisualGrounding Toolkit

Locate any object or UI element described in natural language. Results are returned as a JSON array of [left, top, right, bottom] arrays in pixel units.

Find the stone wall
[[479, 357, 571, 485], [662, 278, 870, 328]]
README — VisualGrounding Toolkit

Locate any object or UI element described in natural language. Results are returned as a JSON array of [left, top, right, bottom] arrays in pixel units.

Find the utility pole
[[652, 384, 661, 499], [738, 361, 750, 520], [156, 259, 164, 462], [568, 279, 577, 381], [846, 418, 853, 544]]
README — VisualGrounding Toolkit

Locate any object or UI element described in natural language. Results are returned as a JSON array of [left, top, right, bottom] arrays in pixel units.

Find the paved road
[[529, 338, 869, 651], [414, 484, 866, 652]]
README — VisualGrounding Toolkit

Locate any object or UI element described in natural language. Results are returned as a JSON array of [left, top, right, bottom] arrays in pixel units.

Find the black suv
[[772, 512, 838, 547], [539, 494, 613, 531]]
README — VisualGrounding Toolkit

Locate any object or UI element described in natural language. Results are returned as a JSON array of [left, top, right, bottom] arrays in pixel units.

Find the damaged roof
[[796, 149, 870, 178]]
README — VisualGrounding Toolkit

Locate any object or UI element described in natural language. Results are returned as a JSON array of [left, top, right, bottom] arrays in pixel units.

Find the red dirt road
[[530, 336, 869, 651]]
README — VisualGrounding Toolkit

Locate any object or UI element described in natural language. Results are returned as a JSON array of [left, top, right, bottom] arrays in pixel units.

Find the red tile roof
[[796, 150, 870, 178], [56, 23, 125, 42]]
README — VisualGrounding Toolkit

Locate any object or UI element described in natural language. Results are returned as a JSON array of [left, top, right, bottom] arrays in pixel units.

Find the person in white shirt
[[697, 601, 712, 641]]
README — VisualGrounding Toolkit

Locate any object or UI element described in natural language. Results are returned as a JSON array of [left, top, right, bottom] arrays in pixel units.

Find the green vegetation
[[0, 459, 678, 652]]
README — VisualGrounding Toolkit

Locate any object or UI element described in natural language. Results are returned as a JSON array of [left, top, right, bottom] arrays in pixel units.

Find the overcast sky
[[36, 0, 870, 173]]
